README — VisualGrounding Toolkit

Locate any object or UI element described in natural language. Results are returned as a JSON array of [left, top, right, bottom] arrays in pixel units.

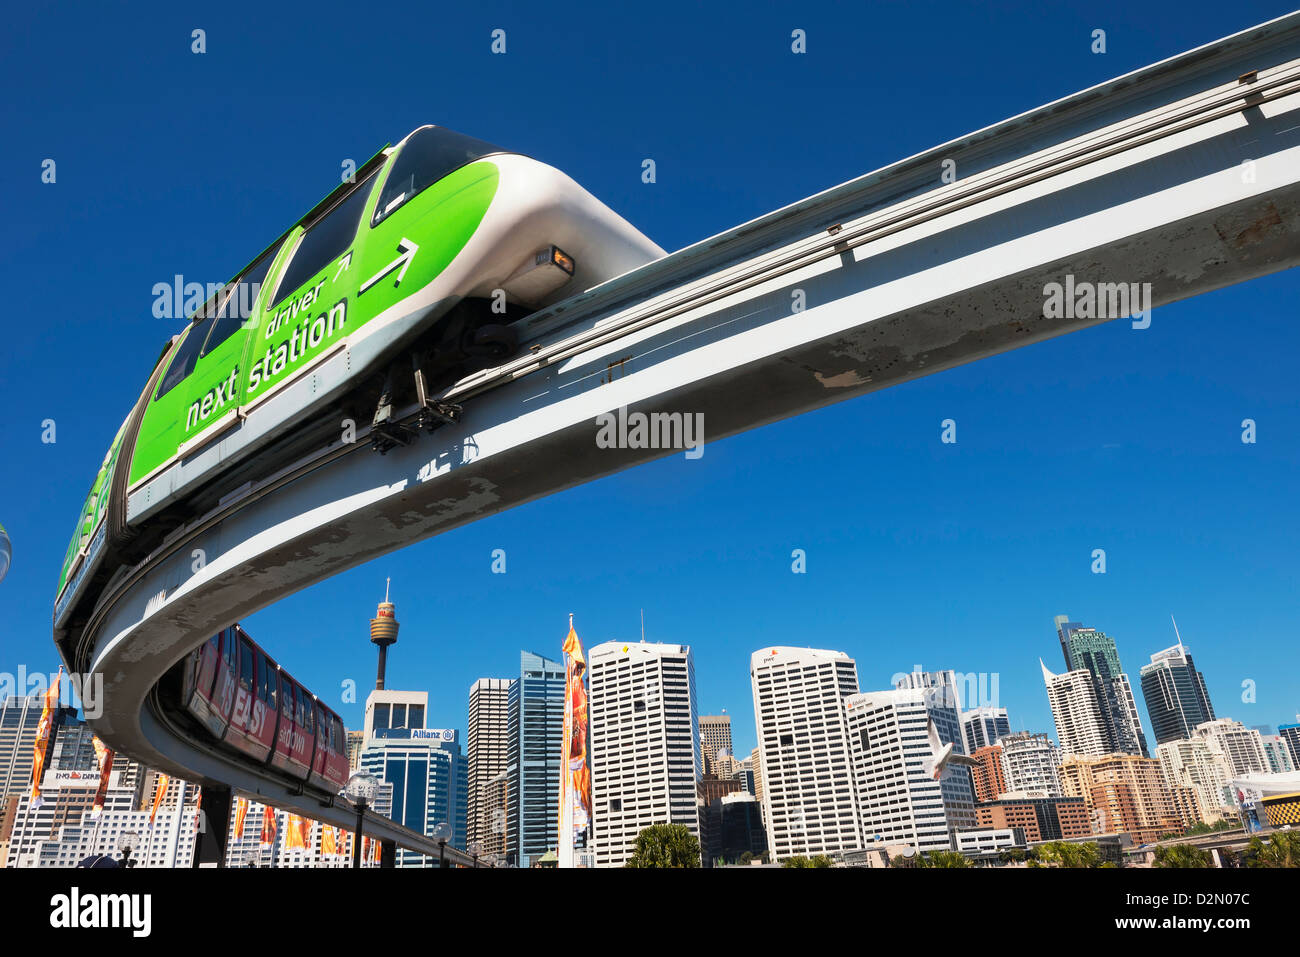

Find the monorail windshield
[[372, 126, 506, 227]]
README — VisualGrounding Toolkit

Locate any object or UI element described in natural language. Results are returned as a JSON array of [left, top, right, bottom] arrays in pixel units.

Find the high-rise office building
[[1194, 718, 1269, 777], [962, 705, 1011, 754], [1155, 738, 1234, 826], [590, 641, 701, 867], [1054, 616, 1149, 757], [699, 714, 733, 774], [894, 669, 977, 824], [359, 688, 467, 865], [467, 677, 513, 852], [1042, 661, 1112, 757], [998, 731, 1063, 797], [506, 652, 563, 868], [1058, 753, 1182, 844], [751, 648, 861, 861], [847, 688, 976, 853], [1140, 643, 1215, 745]]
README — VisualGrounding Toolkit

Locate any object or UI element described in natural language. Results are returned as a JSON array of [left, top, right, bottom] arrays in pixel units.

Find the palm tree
[[1246, 831, 1300, 868], [1153, 844, 1213, 868]]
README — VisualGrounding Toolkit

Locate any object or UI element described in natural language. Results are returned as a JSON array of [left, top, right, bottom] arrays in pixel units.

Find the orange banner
[[259, 804, 276, 846], [233, 797, 248, 840], [559, 621, 592, 854], [29, 668, 62, 808], [90, 735, 114, 818], [322, 825, 337, 857], [148, 774, 170, 826], [286, 814, 307, 849]]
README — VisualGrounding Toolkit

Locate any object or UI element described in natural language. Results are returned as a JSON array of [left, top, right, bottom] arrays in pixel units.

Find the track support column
[[193, 784, 231, 868]]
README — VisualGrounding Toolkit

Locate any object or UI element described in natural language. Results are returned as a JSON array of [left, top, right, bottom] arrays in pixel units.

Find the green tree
[[1031, 841, 1105, 868], [624, 824, 701, 868], [782, 854, 834, 868], [1152, 844, 1213, 868], [1245, 831, 1300, 868], [917, 850, 971, 868]]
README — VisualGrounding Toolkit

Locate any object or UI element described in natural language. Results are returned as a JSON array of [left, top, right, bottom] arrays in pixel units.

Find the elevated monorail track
[[62, 12, 1300, 861]]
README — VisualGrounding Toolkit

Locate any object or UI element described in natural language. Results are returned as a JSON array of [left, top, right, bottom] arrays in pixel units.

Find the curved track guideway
[[70, 13, 1300, 858]]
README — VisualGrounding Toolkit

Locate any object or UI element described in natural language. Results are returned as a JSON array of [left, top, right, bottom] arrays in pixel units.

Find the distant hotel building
[[998, 731, 1063, 797], [1058, 753, 1182, 844], [750, 648, 861, 861], [1155, 737, 1234, 825], [1140, 643, 1215, 745], [971, 746, 1008, 802], [1194, 718, 1269, 777], [1261, 735, 1295, 774], [590, 641, 701, 867], [467, 677, 513, 852], [1278, 721, 1300, 769], [847, 688, 976, 854], [975, 794, 1091, 842], [1041, 662, 1112, 757]]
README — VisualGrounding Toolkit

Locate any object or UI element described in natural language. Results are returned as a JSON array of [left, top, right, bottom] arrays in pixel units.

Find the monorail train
[[54, 125, 664, 653], [171, 624, 350, 794]]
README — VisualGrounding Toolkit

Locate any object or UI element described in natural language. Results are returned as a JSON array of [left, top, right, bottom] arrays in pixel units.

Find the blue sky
[[2, 1, 1298, 760]]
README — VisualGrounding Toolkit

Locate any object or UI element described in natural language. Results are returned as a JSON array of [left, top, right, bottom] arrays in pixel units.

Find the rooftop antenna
[[640, 608, 645, 643], [1171, 614, 1185, 651]]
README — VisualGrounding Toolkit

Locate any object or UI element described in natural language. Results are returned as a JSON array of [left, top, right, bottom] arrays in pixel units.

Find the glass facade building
[[507, 651, 564, 868], [1139, 644, 1215, 745]]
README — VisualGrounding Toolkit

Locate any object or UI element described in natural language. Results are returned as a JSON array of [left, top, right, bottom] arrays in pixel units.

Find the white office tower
[[1194, 718, 1270, 777], [467, 678, 514, 851], [998, 731, 1064, 797], [893, 670, 977, 826], [846, 689, 976, 853], [589, 641, 701, 867], [1155, 738, 1235, 825], [1041, 660, 1112, 756], [750, 648, 862, 861], [962, 705, 1012, 754]]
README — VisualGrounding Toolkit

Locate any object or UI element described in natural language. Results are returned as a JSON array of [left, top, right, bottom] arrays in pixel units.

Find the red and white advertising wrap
[[557, 617, 591, 868]]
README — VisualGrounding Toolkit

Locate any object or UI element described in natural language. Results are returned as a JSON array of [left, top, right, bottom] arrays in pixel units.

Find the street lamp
[[118, 830, 139, 868], [342, 770, 380, 870], [432, 821, 451, 868], [469, 841, 481, 869]]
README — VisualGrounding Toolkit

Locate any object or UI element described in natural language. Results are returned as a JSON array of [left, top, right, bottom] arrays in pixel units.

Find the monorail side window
[[268, 169, 379, 310], [222, 629, 237, 671], [296, 685, 315, 738], [201, 244, 280, 357], [256, 657, 276, 710], [156, 313, 215, 399], [238, 639, 255, 693], [371, 126, 505, 227]]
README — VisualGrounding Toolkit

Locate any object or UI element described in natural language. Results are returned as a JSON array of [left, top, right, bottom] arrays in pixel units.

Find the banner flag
[[259, 804, 276, 846], [148, 774, 170, 827], [234, 797, 248, 840], [90, 735, 114, 819], [29, 668, 63, 810], [558, 617, 591, 867]]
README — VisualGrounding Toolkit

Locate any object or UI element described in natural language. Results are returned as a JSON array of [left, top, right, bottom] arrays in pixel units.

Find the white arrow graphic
[[359, 238, 419, 294], [333, 251, 352, 282]]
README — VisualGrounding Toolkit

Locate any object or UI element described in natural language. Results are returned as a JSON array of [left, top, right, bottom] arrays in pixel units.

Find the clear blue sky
[[2, 1, 1298, 761]]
